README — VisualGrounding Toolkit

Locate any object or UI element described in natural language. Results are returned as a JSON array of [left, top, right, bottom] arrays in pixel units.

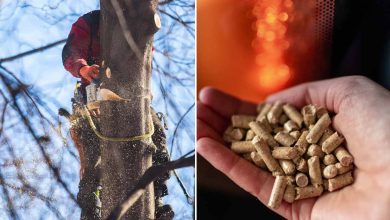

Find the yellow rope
[[82, 106, 154, 142]]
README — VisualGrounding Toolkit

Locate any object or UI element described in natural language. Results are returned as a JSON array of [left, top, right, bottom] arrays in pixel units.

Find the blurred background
[[0, 0, 194, 219], [197, 0, 390, 219]]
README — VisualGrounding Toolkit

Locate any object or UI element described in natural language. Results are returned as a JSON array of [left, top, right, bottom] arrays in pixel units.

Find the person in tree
[[62, 10, 173, 220], [63, 10, 100, 86]]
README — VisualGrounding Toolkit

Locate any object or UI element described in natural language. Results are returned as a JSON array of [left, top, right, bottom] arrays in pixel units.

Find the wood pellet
[[225, 102, 355, 209]]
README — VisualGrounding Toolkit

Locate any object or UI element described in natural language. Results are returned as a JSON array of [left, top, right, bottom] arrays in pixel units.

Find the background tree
[[0, 0, 194, 219]]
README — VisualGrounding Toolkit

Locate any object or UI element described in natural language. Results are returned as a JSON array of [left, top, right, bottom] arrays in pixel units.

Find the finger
[[265, 77, 353, 153], [197, 137, 292, 219], [197, 101, 228, 134], [91, 69, 99, 76], [266, 76, 369, 114], [199, 87, 257, 118], [265, 76, 375, 146], [197, 119, 224, 143], [197, 137, 272, 201], [92, 64, 100, 69], [265, 76, 377, 171], [88, 71, 98, 79]]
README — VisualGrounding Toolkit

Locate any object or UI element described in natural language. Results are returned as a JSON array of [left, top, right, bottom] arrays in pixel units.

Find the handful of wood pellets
[[223, 101, 354, 209]]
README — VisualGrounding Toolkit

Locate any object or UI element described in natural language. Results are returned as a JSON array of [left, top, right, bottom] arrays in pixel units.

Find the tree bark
[[99, 0, 159, 219]]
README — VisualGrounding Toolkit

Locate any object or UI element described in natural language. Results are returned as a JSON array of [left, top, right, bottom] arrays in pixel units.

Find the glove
[[79, 64, 99, 83]]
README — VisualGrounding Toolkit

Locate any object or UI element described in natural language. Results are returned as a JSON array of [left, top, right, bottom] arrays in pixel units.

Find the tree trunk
[[99, 0, 159, 219]]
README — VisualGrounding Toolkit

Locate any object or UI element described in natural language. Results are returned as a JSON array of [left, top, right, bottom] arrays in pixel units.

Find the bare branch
[[106, 154, 195, 220], [0, 169, 18, 219], [0, 39, 66, 63], [0, 72, 78, 204], [170, 103, 195, 152]]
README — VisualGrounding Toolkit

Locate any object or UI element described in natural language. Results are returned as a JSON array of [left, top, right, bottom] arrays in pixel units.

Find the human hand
[[197, 76, 390, 220], [79, 64, 99, 83]]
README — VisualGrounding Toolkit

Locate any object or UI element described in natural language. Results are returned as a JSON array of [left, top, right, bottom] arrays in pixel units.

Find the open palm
[[197, 76, 390, 220]]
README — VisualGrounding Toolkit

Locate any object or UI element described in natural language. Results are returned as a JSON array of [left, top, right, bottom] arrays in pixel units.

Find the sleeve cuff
[[76, 59, 88, 78]]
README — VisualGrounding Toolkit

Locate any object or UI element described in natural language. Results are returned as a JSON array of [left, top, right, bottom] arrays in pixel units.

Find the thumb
[[265, 76, 381, 141], [266, 76, 369, 114]]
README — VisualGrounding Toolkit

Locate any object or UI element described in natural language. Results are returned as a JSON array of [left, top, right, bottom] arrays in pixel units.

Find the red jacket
[[62, 10, 100, 85]]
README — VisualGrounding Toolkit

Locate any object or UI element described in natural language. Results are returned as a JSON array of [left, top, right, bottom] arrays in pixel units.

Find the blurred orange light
[[197, 0, 322, 103], [279, 12, 289, 21], [266, 13, 277, 24], [265, 31, 276, 41], [284, 0, 293, 8], [258, 64, 291, 91], [252, 0, 291, 92]]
